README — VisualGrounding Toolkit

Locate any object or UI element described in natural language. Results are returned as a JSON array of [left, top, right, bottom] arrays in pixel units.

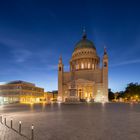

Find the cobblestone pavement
[[0, 123, 28, 140], [1, 103, 140, 140]]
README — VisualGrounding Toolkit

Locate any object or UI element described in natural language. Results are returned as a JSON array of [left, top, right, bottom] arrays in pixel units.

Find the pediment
[[75, 79, 94, 84], [66, 79, 95, 85]]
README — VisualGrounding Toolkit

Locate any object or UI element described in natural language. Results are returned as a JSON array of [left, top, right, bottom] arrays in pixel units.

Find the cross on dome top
[[82, 27, 87, 39]]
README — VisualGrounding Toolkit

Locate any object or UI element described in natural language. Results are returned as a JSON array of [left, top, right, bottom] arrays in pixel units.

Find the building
[[58, 31, 108, 102], [44, 90, 58, 102], [0, 80, 45, 104]]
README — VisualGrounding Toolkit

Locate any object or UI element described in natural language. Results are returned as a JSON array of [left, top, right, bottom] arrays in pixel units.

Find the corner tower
[[102, 47, 108, 102], [58, 56, 63, 101]]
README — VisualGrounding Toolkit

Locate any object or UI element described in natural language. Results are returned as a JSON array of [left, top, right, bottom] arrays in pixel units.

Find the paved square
[[0, 103, 140, 140], [0, 123, 27, 140]]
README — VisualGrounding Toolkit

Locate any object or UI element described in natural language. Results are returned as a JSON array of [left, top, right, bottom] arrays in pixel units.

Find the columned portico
[[64, 79, 95, 101], [75, 79, 94, 100]]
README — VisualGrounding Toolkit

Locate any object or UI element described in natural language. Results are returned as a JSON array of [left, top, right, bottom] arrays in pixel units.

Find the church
[[58, 31, 108, 103]]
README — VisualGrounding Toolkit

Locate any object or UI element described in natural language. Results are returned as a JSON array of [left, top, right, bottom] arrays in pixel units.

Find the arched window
[[104, 62, 107, 67], [81, 63, 84, 69], [59, 67, 61, 71], [88, 63, 90, 69]]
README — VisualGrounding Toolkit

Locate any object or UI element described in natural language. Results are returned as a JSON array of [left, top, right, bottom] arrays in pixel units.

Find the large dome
[[70, 33, 100, 71], [74, 36, 96, 51]]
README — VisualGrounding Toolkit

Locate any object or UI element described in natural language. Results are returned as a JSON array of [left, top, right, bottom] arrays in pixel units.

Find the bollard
[[10, 119, 13, 128], [4, 118, 6, 125], [0, 116, 2, 124], [31, 124, 34, 140], [19, 121, 22, 134]]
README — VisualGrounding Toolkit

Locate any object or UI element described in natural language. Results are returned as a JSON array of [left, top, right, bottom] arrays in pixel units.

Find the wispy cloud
[[110, 59, 140, 67], [0, 38, 24, 48], [0, 67, 23, 75], [25, 64, 69, 72], [47, 64, 59, 70], [0, 36, 60, 64], [0, 37, 32, 63], [47, 64, 69, 71], [12, 49, 32, 63]]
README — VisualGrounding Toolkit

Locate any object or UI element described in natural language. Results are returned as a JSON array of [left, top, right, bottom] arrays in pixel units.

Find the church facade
[[58, 32, 108, 102]]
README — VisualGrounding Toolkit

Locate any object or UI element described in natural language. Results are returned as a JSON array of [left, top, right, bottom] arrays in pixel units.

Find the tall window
[[81, 63, 84, 69], [76, 64, 79, 70], [104, 62, 107, 67], [92, 64, 94, 69], [59, 67, 61, 71], [88, 63, 90, 69]]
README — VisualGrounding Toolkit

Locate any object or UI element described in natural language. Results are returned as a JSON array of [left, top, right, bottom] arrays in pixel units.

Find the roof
[[74, 33, 96, 51], [6, 80, 35, 86]]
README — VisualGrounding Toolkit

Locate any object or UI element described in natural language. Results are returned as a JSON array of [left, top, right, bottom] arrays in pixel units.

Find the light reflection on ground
[[0, 103, 140, 140]]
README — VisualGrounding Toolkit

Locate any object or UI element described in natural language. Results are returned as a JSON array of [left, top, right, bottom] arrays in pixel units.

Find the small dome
[[74, 33, 96, 51]]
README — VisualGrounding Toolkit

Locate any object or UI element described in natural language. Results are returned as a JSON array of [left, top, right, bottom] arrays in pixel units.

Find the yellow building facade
[[58, 32, 108, 102], [0, 80, 45, 104], [44, 91, 58, 102]]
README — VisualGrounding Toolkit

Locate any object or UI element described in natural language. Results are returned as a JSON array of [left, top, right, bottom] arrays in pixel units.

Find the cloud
[[0, 67, 23, 76], [46, 64, 69, 71], [12, 49, 32, 63], [110, 59, 140, 67], [47, 64, 58, 70], [0, 37, 32, 63], [0, 38, 24, 48]]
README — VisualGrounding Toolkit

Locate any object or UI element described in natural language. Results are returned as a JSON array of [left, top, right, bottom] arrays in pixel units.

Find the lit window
[[81, 63, 84, 69], [88, 63, 90, 69]]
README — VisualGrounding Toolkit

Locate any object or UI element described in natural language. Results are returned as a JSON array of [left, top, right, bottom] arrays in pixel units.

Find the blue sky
[[0, 0, 140, 92]]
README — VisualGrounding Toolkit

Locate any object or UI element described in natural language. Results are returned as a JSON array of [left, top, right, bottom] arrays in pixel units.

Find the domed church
[[58, 31, 108, 102]]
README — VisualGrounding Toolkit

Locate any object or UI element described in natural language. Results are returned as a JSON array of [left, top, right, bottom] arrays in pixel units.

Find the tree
[[108, 89, 115, 101], [123, 83, 140, 101]]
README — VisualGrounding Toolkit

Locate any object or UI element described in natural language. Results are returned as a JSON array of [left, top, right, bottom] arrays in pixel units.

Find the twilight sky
[[0, 0, 140, 92]]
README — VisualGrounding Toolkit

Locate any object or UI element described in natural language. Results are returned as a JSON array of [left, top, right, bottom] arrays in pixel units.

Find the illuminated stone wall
[[58, 33, 108, 102]]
